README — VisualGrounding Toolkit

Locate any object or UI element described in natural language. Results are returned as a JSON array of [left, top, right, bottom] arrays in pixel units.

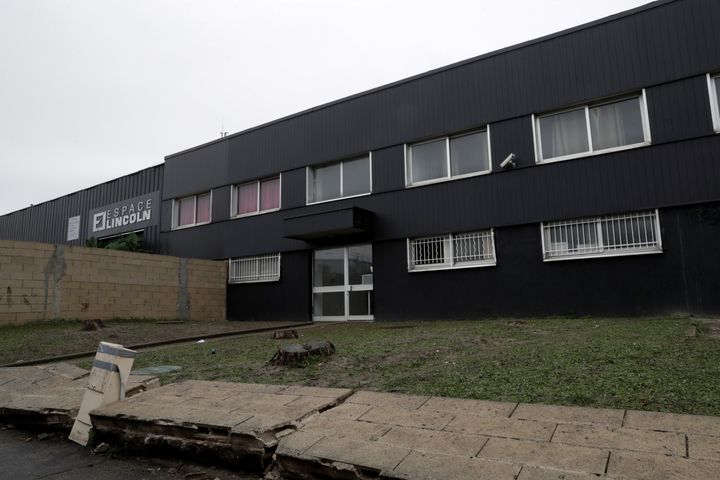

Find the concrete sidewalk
[[0, 363, 158, 428], [87, 381, 720, 480]]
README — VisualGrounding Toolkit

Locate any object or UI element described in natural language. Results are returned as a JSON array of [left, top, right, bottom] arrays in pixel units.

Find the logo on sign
[[93, 212, 106, 232], [88, 192, 158, 237]]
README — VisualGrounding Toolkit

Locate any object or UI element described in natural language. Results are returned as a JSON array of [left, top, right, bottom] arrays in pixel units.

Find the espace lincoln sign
[[88, 191, 160, 238]]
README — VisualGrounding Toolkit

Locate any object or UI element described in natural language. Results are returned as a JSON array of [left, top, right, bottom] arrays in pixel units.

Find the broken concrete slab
[[89, 381, 353, 473], [0, 363, 157, 429]]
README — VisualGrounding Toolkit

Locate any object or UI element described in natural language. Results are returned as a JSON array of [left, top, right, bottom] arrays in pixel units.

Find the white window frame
[[230, 174, 282, 218], [533, 90, 651, 164], [171, 191, 212, 230], [407, 229, 496, 272], [708, 73, 720, 133], [228, 253, 281, 284], [306, 153, 372, 205], [540, 209, 662, 262], [404, 127, 492, 187]]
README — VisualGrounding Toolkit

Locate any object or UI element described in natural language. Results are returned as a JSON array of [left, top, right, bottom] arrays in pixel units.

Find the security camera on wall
[[500, 153, 516, 168]]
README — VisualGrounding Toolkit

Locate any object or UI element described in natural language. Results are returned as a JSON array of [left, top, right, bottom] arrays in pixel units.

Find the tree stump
[[270, 341, 335, 366], [271, 329, 299, 339], [81, 319, 104, 331]]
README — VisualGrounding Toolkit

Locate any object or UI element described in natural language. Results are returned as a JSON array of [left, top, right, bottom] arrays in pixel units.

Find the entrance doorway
[[312, 244, 373, 321]]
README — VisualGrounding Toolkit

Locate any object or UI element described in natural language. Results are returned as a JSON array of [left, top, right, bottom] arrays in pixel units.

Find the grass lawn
[[0, 319, 295, 365], [79, 316, 720, 416]]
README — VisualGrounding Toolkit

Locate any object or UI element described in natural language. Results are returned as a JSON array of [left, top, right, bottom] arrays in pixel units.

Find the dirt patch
[[0, 320, 300, 365]]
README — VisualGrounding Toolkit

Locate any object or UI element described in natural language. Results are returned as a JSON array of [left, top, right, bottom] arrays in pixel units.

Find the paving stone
[[317, 402, 373, 420], [391, 450, 520, 480], [284, 395, 343, 412], [302, 416, 392, 441], [305, 436, 411, 472], [624, 410, 720, 436], [688, 434, 720, 461], [513, 403, 624, 428], [38, 363, 89, 380], [232, 414, 298, 434], [516, 465, 604, 480], [553, 423, 686, 456], [275, 430, 326, 455], [445, 414, 556, 441], [359, 405, 455, 430], [280, 385, 353, 399], [607, 450, 720, 479], [185, 392, 298, 411], [170, 407, 253, 429], [420, 397, 516, 418], [347, 391, 430, 410], [479, 437, 609, 474], [128, 393, 188, 406], [216, 382, 288, 395], [377, 425, 487, 456]]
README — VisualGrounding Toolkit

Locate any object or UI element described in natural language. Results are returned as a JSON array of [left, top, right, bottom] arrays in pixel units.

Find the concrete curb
[[0, 321, 314, 368]]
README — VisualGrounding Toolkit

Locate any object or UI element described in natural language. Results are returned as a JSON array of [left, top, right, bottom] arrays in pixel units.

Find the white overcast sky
[[0, 0, 651, 215]]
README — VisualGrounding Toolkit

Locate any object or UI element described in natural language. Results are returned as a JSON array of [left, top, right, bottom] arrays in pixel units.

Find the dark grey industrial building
[[3, 0, 720, 322]]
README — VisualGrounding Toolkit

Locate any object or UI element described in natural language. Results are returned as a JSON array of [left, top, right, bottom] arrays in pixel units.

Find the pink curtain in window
[[178, 197, 195, 226], [196, 194, 211, 223], [260, 177, 280, 211], [237, 183, 258, 215]]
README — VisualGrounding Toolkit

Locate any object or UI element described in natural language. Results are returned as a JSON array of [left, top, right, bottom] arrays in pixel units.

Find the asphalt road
[[0, 428, 259, 480]]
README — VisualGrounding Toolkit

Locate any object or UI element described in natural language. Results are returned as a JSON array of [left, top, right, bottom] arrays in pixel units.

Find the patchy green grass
[[0, 319, 290, 364], [82, 317, 720, 416]]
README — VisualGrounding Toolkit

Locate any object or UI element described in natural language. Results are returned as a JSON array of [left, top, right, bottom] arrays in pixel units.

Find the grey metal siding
[[164, 0, 720, 197], [0, 165, 164, 250]]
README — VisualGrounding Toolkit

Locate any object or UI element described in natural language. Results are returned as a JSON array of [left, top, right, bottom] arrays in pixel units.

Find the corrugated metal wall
[[164, 0, 720, 195], [0, 165, 164, 251]]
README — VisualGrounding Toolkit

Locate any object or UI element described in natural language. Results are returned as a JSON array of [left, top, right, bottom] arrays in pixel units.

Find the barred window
[[408, 230, 495, 271], [542, 210, 661, 261], [228, 253, 281, 283]]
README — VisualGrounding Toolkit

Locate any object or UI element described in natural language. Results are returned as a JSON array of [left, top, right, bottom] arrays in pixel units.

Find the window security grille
[[542, 210, 661, 260], [408, 230, 495, 271], [228, 253, 281, 283]]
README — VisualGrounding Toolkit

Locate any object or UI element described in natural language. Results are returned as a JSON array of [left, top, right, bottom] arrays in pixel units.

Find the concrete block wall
[[0, 240, 226, 325]]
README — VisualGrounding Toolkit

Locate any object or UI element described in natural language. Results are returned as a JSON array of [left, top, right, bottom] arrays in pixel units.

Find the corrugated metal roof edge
[[0, 163, 164, 218]]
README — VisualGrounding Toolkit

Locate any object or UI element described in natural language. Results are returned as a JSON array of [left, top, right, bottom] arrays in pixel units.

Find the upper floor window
[[173, 192, 211, 229], [407, 229, 496, 272], [708, 74, 720, 133], [534, 92, 650, 163], [542, 210, 661, 261], [307, 155, 371, 204], [406, 129, 490, 186], [232, 176, 280, 217]]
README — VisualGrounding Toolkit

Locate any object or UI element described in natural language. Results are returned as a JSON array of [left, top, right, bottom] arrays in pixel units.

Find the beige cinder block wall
[[0, 240, 227, 325]]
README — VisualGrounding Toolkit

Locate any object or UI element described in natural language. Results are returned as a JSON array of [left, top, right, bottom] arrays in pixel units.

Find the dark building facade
[[0, 165, 164, 252], [3, 0, 720, 321]]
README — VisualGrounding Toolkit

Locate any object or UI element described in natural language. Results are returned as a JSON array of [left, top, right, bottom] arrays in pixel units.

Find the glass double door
[[313, 244, 373, 321]]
